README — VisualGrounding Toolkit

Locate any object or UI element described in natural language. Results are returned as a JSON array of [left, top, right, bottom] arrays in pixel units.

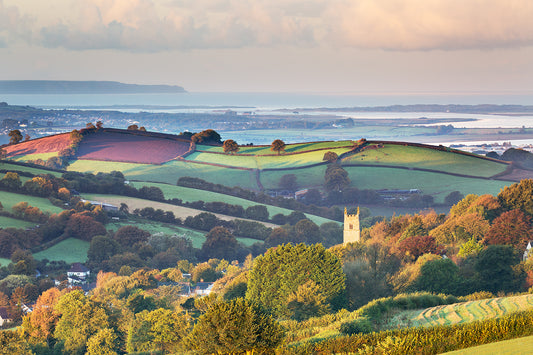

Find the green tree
[[324, 164, 350, 192], [279, 173, 297, 191], [222, 139, 239, 154], [0, 330, 33, 354], [113, 225, 150, 249], [286, 280, 330, 320], [1, 171, 22, 190], [475, 245, 523, 294], [8, 129, 23, 144], [246, 243, 346, 318], [184, 298, 284, 354], [270, 139, 286, 155], [127, 308, 189, 354], [87, 235, 121, 265], [413, 258, 461, 295], [201, 227, 240, 261]]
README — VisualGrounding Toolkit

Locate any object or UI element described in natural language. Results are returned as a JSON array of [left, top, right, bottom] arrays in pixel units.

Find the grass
[[342, 144, 508, 178], [11, 152, 58, 162], [105, 218, 260, 248], [0, 258, 10, 267], [342, 166, 513, 203], [389, 294, 533, 329], [197, 140, 353, 155], [68, 160, 259, 189], [0, 215, 36, 229], [187, 147, 352, 169], [128, 181, 338, 226], [0, 191, 64, 214], [33, 238, 90, 264], [83, 194, 276, 227], [0, 162, 62, 177], [259, 165, 328, 190], [443, 335, 533, 355]]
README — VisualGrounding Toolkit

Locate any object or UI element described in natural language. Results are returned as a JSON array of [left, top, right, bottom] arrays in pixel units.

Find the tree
[[475, 245, 523, 294], [444, 191, 464, 206], [484, 209, 532, 252], [113, 226, 150, 249], [324, 164, 350, 192], [54, 290, 112, 354], [279, 173, 297, 191], [95, 121, 103, 129], [222, 139, 239, 154], [0, 330, 33, 354], [498, 179, 533, 216], [86, 328, 119, 355], [270, 139, 286, 155], [192, 129, 222, 144], [245, 205, 269, 221], [127, 124, 139, 130], [323, 151, 338, 162], [293, 219, 320, 244], [88, 235, 121, 265], [0, 148, 6, 160], [0, 171, 21, 191], [8, 129, 23, 144], [201, 227, 240, 261], [246, 243, 346, 318], [20, 287, 62, 346], [184, 298, 284, 354], [413, 258, 461, 295], [64, 214, 106, 241]]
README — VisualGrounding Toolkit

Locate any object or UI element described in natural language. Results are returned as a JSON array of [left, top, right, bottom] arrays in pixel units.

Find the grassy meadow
[[33, 238, 90, 264], [342, 144, 508, 177], [128, 181, 337, 226], [0, 190, 64, 214], [443, 335, 533, 354], [0, 215, 36, 229]]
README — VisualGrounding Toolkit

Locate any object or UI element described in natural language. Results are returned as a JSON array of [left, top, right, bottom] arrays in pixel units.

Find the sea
[[2, 91, 533, 147]]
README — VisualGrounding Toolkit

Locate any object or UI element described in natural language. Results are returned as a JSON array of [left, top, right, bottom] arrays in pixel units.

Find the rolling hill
[[2, 127, 530, 202]]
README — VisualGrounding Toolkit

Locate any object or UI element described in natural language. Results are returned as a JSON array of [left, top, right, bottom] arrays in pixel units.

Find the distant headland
[[0, 80, 186, 94]]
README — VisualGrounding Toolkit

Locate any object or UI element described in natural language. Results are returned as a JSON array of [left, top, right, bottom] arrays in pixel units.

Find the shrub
[[340, 317, 373, 335]]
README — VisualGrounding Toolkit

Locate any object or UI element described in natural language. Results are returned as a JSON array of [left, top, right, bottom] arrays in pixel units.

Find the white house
[[67, 263, 90, 285]]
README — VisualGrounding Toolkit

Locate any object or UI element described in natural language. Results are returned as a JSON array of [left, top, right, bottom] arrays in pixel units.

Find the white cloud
[[3, 0, 533, 51]]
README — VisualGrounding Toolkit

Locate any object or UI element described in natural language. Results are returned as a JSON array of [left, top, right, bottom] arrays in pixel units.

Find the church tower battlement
[[343, 207, 360, 245]]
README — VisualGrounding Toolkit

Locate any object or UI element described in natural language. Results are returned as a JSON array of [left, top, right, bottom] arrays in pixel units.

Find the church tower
[[343, 207, 360, 245]]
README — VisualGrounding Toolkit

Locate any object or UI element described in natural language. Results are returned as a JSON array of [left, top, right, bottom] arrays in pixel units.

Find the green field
[[393, 294, 533, 328], [12, 152, 59, 162], [128, 181, 337, 226], [68, 159, 259, 189], [0, 162, 62, 177], [342, 166, 512, 203], [105, 219, 259, 248], [187, 147, 351, 169], [259, 165, 328, 190], [0, 215, 36, 229], [342, 144, 508, 177], [33, 238, 90, 264], [197, 140, 353, 155], [0, 191, 64, 214], [0, 258, 10, 267], [444, 335, 533, 355]]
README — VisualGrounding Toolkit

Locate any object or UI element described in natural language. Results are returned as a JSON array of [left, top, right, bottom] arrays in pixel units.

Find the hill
[[2, 128, 527, 203], [0, 80, 186, 94]]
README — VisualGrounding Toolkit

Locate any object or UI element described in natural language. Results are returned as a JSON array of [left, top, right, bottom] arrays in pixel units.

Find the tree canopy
[[270, 139, 286, 155], [246, 243, 346, 319]]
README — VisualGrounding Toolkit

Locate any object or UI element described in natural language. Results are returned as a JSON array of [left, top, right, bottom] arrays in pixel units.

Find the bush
[[340, 317, 373, 335]]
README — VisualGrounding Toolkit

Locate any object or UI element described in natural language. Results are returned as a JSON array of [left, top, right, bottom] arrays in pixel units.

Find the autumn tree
[[8, 129, 23, 144], [192, 129, 222, 144], [184, 298, 284, 354], [113, 225, 150, 250], [323, 151, 338, 162], [127, 124, 139, 130], [64, 213, 106, 241], [222, 139, 239, 154], [498, 179, 533, 216], [270, 139, 286, 155], [20, 287, 62, 346], [484, 209, 532, 252]]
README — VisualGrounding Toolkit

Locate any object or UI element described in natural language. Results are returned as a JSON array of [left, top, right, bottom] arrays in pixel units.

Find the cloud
[[5, 0, 533, 52], [0, 0, 32, 44]]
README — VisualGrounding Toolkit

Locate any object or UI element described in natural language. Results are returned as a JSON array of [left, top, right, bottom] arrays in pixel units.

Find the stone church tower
[[343, 207, 360, 245]]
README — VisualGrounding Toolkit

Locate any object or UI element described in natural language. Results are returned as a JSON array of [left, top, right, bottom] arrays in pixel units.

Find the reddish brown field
[[3, 133, 71, 157], [76, 131, 190, 164]]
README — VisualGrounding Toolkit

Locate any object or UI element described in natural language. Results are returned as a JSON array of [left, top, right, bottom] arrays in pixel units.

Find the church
[[343, 207, 360, 245]]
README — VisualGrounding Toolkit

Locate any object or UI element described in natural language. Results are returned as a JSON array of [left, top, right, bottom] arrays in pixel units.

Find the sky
[[0, 0, 532, 93]]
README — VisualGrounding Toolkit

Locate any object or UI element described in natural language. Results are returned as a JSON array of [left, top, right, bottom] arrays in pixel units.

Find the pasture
[[393, 294, 533, 328], [444, 335, 533, 354], [342, 166, 513, 203], [129, 181, 338, 226], [0, 190, 64, 214], [1, 162, 62, 177], [33, 238, 90, 264], [342, 144, 508, 178], [0, 215, 35, 229]]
